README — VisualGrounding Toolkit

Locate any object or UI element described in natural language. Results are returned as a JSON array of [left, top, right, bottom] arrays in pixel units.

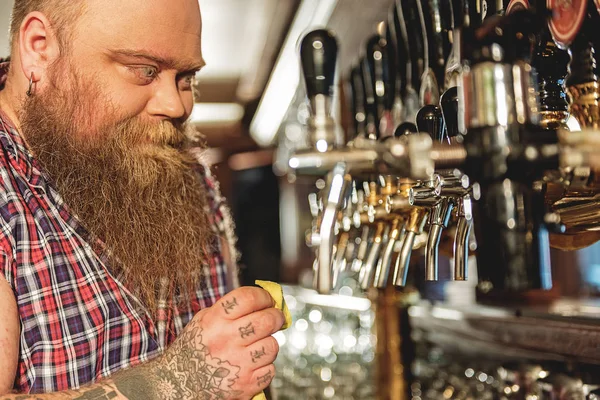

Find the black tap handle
[[421, 0, 453, 89], [385, 23, 400, 111], [402, 0, 427, 94], [451, 0, 466, 27], [350, 65, 367, 139], [463, 9, 540, 64], [394, 122, 419, 137], [440, 87, 460, 138], [300, 29, 338, 99], [365, 33, 395, 114], [533, 27, 570, 124], [416, 104, 445, 142], [393, 1, 411, 96], [474, 181, 553, 292], [361, 57, 380, 139]]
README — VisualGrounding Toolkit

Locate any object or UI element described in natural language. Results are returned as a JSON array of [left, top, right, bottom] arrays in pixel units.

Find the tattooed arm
[[2, 287, 284, 400]]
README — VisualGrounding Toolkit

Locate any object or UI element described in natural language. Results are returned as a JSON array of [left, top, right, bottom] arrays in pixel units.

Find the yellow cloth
[[252, 280, 292, 400]]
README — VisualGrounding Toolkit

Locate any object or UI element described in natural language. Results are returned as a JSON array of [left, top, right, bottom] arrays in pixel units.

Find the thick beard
[[19, 64, 212, 313]]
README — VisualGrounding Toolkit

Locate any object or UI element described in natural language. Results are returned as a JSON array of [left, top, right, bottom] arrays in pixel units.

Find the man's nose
[[147, 79, 186, 120]]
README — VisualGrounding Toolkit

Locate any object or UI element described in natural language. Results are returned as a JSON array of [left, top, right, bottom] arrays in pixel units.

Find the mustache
[[105, 118, 188, 150]]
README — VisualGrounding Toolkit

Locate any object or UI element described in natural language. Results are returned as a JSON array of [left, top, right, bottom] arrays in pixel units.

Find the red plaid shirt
[[0, 101, 237, 393]]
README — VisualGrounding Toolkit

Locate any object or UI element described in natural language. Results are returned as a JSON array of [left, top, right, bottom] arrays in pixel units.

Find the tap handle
[[402, 0, 427, 95], [421, 0, 453, 90], [474, 180, 553, 292], [365, 33, 395, 135], [451, 0, 465, 28], [440, 86, 461, 138], [391, 2, 410, 98], [361, 57, 380, 140], [300, 29, 338, 100], [394, 122, 419, 137], [416, 104, 445, 142], [350, 65, 367, 139], [385, 23, 400, 113]]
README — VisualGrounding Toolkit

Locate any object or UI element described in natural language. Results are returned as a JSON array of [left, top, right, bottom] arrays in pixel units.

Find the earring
[[26, 72, 34, 97]]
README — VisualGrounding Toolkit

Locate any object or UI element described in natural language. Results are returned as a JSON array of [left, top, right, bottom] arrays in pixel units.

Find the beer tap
[[439, 84, 475, 279], [461, 10, 555, 292], [539, 0, 600, 248], [358, 182, 388, 289], [374, 217, 404, 288], [417, 104, 447, 143], [387, 4, 406, 125], [402, 0, 428, 108], [393, 0, 421, 121], [394, 122, 419, 137], [364, 27, 397, 138], [300, 29, 339, 151], [453, 192, 474, 280], [361, 55, 380, 141], [299, 29, 348, 294], [392, 180, 433, 287], [444, 0, 464, 88], [440, 87, 461, 139], [349, 65, 367, 142], [528, 2, 570, 130], [332, 181, 361, 281], [361, 27, 413, 289], [553, 0, 600, 130], [442, 0, 483, 136], [420, 0, 454, 105]]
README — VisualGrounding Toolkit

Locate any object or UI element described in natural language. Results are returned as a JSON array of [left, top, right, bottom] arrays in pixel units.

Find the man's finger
[[231, 308, 285, 346], [215, 286, 275, 320], [246, 336, 279, 370]]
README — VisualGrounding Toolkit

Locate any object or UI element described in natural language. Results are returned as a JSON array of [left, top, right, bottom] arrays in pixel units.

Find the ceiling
[[191, 0, 299, 154]]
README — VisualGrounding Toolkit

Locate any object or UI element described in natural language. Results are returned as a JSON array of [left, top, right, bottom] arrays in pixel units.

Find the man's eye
[[141, 66, 158, 78], [128, 66, 159, 84], [178, 75, 195, 91]]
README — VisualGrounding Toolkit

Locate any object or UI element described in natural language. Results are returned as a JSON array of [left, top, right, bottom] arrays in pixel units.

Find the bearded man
[[0, 0, 285, 398]]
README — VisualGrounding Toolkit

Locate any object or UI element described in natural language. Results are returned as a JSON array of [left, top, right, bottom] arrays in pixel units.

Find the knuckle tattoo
[[221, 297, 238, 315], [239, 322, 255, 339]]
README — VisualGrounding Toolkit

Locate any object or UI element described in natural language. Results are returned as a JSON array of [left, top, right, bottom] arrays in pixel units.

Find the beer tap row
[[286, 0, 600, 297]]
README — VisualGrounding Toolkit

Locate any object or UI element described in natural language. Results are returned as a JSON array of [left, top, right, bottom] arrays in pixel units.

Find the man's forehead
[[76, 0, 203, 59]]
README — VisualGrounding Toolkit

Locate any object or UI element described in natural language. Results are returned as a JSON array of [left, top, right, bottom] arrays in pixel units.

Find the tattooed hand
[[154, 287, 285, 400]]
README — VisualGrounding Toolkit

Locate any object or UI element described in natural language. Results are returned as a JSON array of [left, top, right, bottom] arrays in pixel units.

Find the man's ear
[[18, 11, 61, 89]]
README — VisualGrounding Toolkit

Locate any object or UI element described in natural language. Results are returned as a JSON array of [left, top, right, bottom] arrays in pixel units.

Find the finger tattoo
[[250, 347, 266, 363], [239, 322, 256, 338]]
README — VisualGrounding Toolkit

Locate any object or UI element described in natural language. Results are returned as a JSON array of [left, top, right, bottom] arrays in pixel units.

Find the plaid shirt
[[0, 104, 237, 393]]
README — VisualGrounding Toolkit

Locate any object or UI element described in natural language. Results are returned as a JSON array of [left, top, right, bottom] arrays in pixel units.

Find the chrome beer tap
[[299, 29, 347, 294], [392, 180, 432, 287], [460, 10, 556, 291]]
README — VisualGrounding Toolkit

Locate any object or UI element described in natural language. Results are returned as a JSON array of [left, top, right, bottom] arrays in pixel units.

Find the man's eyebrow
[[110, 49, 206, 72]]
